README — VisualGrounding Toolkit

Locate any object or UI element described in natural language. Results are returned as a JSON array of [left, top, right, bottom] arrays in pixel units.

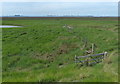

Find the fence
[[75, 52, 108, 66]]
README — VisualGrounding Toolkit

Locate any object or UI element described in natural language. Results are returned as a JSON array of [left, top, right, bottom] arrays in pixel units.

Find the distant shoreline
[[0, 16, 118, 18]]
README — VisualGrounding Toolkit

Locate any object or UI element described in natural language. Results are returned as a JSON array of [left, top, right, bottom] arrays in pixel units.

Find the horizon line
[[1, 16, 118, 17]]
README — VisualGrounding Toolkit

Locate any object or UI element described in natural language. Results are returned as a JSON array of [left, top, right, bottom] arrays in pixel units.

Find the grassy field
[[2, 17, 118, 82]]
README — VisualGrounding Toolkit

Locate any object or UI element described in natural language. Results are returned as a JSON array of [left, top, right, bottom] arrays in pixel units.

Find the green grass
[[2, 17, 118, 82]]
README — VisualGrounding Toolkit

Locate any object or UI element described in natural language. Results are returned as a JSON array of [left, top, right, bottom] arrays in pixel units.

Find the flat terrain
[[2, 17, 118, 82]]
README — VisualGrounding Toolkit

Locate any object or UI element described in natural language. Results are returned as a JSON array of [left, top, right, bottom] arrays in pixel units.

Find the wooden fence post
[[104, 52, 108, 57], [104, 52, 108, 58], [92, 43, 94, 54], [75, 55, 77, 64]]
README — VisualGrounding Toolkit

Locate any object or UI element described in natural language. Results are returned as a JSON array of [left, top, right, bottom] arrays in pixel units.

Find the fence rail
[[75, 52, 108, 66]]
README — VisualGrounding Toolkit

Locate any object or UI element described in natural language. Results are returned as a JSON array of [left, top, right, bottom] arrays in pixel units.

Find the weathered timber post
[[104, 52, 108, 56], [104, 51, 108, 58], [75, 55, 77, 64], [103, 51, 108, 60], [92, 43, 94, 54]]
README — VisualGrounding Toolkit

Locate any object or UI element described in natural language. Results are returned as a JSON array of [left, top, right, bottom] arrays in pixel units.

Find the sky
[[0, 0, 119, 2], [1, 1, 118, 16]]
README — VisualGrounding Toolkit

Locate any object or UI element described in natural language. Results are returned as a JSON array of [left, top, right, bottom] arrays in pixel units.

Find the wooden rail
[[75, 52, 108, 66]]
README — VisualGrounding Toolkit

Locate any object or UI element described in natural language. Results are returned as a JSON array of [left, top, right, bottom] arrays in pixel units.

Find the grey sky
[[2, 2, 118, 16], [1, 0, 118, 2]]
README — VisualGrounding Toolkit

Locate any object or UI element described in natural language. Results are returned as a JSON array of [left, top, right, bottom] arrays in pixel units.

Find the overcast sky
[[1, 1, 118, 16], [1, 0, 119, 2]]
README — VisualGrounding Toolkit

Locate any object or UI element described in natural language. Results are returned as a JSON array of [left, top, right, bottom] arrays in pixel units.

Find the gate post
[[103, 51, 108, 60]]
